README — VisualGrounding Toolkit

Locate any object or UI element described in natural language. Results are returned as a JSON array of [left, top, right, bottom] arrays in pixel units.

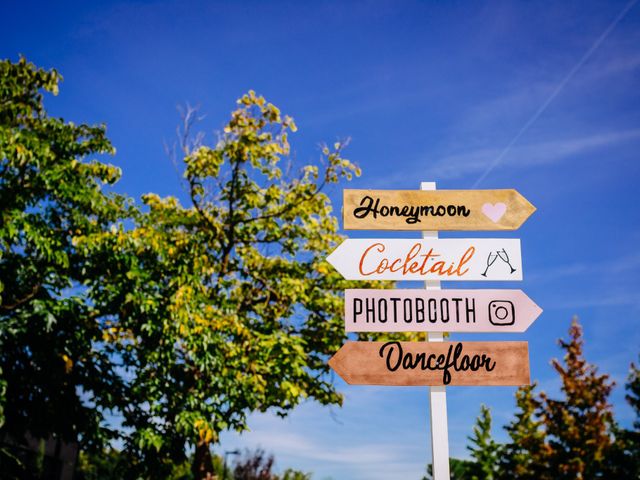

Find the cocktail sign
[[329, 341, 530, 386], [327, 238, 522, 281], [343, 189, 535, 231], [345, 289, 542, 333]]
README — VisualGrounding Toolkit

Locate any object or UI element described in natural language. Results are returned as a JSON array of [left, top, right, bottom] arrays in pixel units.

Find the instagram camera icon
[[488, 300, 515, 326]]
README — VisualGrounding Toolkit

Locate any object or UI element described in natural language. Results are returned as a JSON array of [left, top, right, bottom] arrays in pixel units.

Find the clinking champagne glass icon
[[481, 252, 498, 277], [497, 248, 516, 274]]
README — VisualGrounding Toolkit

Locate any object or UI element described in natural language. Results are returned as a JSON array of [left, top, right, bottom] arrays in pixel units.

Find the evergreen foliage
[[540, 318, 615, 478], [453, 317, 637, 479], [608, 359, 640, 477], [423, 318, 640, 480], [467, 405, 502, 480], [497, 384, 550, 479]]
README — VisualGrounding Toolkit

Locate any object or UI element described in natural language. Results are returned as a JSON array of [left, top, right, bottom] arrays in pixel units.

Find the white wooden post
[[421, 181, 450, 480]]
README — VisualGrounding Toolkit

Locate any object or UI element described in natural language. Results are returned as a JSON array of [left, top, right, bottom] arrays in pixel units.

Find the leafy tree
[[226, 448, 312, 480], [80, 91, 375, 477], [497, 384, 550, 480], [423, 457, 475, 479], [232, 448, 276, 480], [280, 467, 312, 480], [539, 317, 615, 479], [0, 57, 128, 475], [75, 448, 142, 480], [467, 405, 502, 480]]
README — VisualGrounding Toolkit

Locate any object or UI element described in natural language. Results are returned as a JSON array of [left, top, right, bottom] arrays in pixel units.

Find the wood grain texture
[[343, 189, 535, 231], [329, 341, 530, 386]]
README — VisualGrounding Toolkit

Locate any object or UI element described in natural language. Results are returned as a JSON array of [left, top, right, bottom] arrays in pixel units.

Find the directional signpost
[[326, 182, 539, 480], [343, 188, 536, 230], [345, 289, 542, 333]]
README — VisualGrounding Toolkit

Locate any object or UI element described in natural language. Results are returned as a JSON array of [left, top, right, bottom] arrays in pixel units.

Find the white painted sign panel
[[326, 238, 522, 281]]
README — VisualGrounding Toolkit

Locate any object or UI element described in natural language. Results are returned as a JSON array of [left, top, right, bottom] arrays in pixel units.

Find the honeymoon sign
[[343, 189, 535, 231], [326, 238, 522, 281]]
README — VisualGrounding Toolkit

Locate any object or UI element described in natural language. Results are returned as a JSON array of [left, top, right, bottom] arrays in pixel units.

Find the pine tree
[[423, 458, 475, 480], [627, 360, 640, 433], [608, 359, 640, 477], [624, 360, 640, 475], [497, 384, 551, 480], [467, 405, 502, 480], [540, 317, 615, 479]]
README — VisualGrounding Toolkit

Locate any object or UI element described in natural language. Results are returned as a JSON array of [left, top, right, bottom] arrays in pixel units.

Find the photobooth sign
[[344, 289, 542, 333], [326, 183, 540, 480]]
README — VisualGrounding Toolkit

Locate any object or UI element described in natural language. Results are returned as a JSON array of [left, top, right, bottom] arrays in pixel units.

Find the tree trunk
[[192, 440, 215, 480]]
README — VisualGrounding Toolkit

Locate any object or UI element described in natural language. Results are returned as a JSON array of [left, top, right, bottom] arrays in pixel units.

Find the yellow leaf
[[62, 354, 73, 373]]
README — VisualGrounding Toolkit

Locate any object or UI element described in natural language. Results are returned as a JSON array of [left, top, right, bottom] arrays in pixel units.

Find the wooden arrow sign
[[326, 238, 522, 281], [343, 189, 535, 231], [345, 289, 542, 333], [329, 341, 530, 386]]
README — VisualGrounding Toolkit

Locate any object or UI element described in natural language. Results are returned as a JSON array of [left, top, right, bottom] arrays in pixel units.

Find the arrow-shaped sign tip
[[328, 349, 347, 383], [519, 291, 543, 331], [326, 240, 348, 276], [511, 190, 537, 227]]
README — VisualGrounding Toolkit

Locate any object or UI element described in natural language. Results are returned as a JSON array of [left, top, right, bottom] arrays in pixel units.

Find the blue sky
[[3, 1, 640, 478]]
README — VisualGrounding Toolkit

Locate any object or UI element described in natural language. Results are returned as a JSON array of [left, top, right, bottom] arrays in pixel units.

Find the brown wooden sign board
[[343, 189, 535, 231], [328, 341, 530, 386]]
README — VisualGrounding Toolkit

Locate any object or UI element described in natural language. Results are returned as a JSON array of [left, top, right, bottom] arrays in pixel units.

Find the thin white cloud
[[527, 251, 640, 283], [234, 429, 404, 465], [583, 51, 640, 81], [357, 40, 640, 190], [526, 263, 590, 282], [545, 292, 640, 310], [471, 0, 640, 187], [360, 126, 640, 189], [427, 128, 640, 179], [219, 404, 428, 480]]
